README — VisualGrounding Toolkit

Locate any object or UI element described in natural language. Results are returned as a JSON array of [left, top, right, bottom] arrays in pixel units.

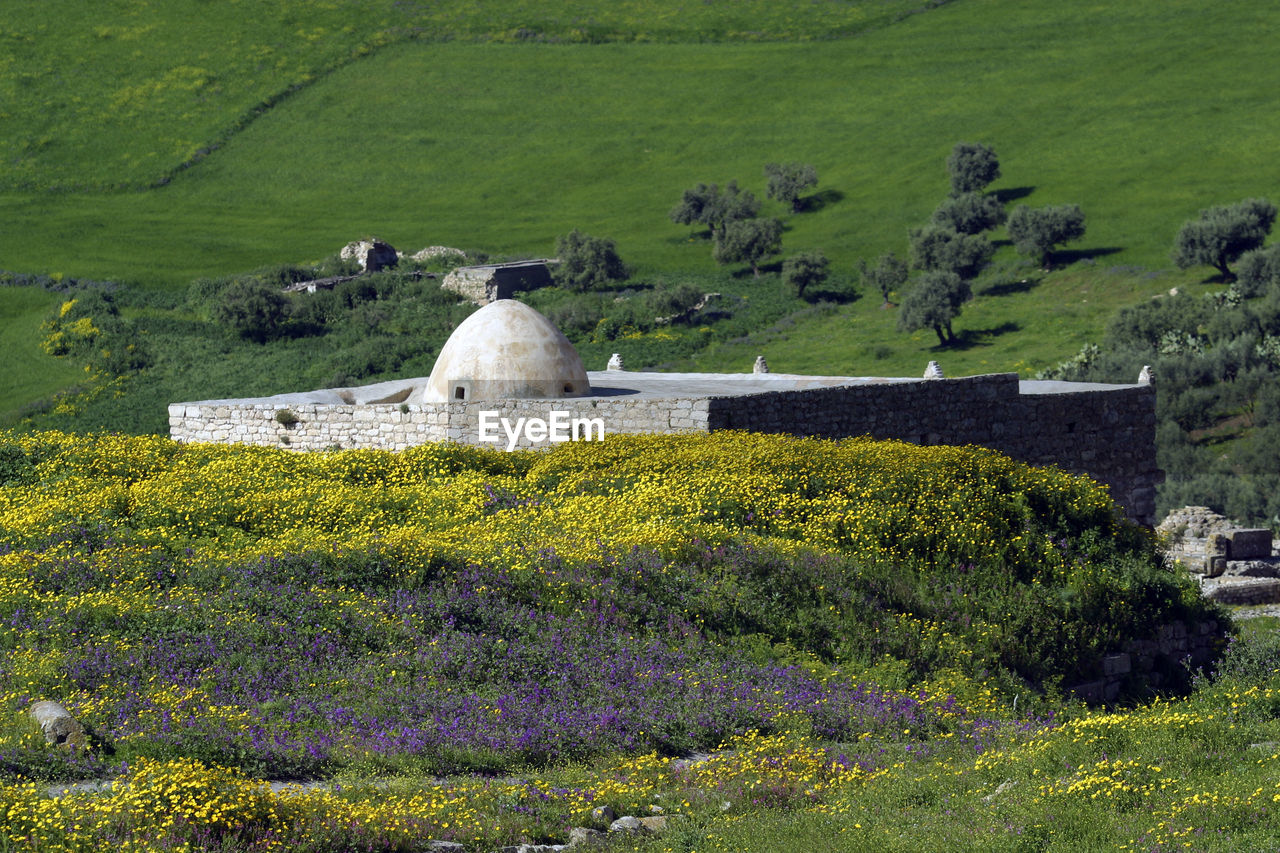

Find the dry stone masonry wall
[[704, 374, 1160, 525]]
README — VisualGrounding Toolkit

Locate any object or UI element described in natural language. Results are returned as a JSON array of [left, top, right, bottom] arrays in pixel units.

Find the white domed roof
[[419, 300, 591, 402]]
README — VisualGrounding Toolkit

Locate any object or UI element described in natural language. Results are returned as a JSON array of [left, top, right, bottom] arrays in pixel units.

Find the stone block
[[1102, 653, 1131, 677], [1228, 529, 1273, 560]]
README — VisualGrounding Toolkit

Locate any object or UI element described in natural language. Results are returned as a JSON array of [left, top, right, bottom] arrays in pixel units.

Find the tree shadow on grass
[[801, 189, 845, 213], [941, 321, 1021, 351], [730, 263, 782, 280], [803, 286, 860, 305], [1055, 246, 1123, 266], [993, 186, 1035, 204], [666, 231, 714, 247], [978, 276, 1042, 297]]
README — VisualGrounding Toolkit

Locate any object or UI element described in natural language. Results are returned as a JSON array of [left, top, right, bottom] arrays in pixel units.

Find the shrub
[[210, 278, 289, 343], [552, 229, 629, 292]]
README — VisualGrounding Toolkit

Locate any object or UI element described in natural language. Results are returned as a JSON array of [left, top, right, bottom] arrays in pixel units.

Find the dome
[[419, 300, 591, 402]]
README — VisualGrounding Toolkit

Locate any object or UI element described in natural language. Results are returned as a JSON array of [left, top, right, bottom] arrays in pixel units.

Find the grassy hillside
[[1, 0, 1277, 287], [0, 288, 83, 419]]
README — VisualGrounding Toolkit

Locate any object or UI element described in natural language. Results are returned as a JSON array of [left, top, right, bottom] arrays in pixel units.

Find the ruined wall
[[440, 261, 555, 305]]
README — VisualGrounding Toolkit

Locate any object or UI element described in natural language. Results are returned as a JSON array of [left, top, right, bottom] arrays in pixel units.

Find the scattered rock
[[982, 779, 1018, 802], [427, 842, 465, 852], [411, 246, 467, 263], [590, 805, 616, 824], [341, 239, 399, 272], [609, 816, 646, 833], [567, 827, 607, 847], [29, 700, 87, 751]]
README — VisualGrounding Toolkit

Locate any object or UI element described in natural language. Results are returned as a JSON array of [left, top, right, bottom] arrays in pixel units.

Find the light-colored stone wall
[[169, 396, 708, 453]]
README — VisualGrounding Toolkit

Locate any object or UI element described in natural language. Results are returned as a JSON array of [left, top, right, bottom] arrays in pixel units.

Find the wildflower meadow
[[0, 429, 1275, 850]]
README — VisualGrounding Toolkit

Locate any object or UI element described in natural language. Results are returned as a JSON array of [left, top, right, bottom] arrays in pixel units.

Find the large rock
[[29, 700, 87, 750], [340, 239, 399, 272]]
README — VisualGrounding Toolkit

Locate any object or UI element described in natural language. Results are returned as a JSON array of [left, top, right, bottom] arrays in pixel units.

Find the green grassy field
[[2, 0, 1278, 287]]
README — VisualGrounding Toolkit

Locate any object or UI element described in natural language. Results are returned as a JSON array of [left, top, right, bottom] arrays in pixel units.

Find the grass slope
[[1, 0, 1277, 287], [0, 0, 936, 193], [0, 289, 83, 424]]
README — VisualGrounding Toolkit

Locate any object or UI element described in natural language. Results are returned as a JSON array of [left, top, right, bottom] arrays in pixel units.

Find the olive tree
[[858, 252, 908, 308], [1236, 243, 1280, 298], [908, 225, 994, 280], [1172, 197, 1277, 281], [897, 270, 972, 346], [553, 230, 629, 292], [931, 192, 1007, 235], [1006, 203, 1086, 268], [782, 250, 829, 297], [764, 162, 818, 213], [946, 142, 1001, 196], [670, 180, 760, 239], [713, 217, 783, 277]]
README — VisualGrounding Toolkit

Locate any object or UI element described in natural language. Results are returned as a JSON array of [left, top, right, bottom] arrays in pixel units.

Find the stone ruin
[[340, 238, 399, 272], [441, 259, 557, 305], [1158, 506, 1280, 604]]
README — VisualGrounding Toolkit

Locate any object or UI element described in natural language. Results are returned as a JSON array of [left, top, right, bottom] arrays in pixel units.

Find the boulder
[[29, 700, 87, 750], [341, 239, 399, 272]]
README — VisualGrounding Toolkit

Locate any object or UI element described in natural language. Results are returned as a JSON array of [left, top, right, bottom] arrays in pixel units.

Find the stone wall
[[169, 396, 708, 454], [1069, 618, 1224, 704], [706, 374, 1160, 525], [169, 373, 1160, 524]]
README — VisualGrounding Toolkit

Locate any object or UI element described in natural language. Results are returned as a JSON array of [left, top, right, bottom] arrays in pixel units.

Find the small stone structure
[[1158, 506, 1280, 604], [441, 260, 556, 305]]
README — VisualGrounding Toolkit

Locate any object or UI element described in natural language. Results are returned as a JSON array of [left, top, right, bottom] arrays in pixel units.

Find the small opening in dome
[[454, 387, 466, 400], [564, 383, 574, 393]]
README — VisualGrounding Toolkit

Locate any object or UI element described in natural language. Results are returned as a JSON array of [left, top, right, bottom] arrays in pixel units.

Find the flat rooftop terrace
[[176, 372, 1143, 407]]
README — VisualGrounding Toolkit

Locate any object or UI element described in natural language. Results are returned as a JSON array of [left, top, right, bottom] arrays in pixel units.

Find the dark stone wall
[[706, 374, 1161, 525]]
